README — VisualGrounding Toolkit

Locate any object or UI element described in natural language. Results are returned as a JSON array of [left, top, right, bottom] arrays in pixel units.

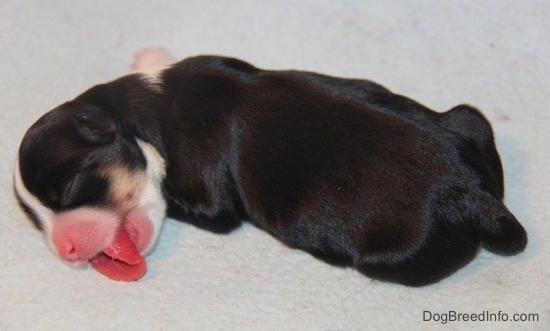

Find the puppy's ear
[[73, 105, 117, 144]]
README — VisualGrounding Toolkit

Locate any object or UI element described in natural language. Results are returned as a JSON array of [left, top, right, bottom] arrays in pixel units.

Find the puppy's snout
[[122, 206, 154, 253], [58, 240, 78, 262], [52, 222, 109, 263], [50, 208, 120, 263]]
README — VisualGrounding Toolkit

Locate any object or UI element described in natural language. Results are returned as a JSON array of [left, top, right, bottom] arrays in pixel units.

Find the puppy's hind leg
[[355, 186, 527, 286], [354, 186, 484, 286], [355, 219, 481, 287]]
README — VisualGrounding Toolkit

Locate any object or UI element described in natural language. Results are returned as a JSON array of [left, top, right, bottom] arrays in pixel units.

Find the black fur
[[17, 55, 527, 286]]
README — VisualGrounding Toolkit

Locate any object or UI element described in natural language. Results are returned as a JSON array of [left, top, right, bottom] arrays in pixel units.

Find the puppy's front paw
[[131, 47, 175, 71]]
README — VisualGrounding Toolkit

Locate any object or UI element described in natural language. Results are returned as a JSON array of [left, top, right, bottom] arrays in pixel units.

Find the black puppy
[[14, 55, 527, 285]]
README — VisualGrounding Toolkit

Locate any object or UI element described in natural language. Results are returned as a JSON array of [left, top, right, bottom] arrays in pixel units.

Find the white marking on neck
[[13, 158, 56, 250], [139, 65, 169, 93], [135, 139, 167, 255]]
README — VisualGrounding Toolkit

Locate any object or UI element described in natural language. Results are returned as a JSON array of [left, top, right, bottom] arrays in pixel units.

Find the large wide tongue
[[89, 226, 146, 281]]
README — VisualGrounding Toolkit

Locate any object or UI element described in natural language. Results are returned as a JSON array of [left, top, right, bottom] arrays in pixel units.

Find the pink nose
[[58, 241, 79, 262], [51, 207, 121, 263]]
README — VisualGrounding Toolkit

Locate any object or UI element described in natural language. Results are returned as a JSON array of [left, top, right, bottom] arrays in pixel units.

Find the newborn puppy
[[14, 54, 527, 286]]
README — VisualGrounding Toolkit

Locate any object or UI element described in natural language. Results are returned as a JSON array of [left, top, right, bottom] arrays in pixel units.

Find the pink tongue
[[89, 226, 146, 281]]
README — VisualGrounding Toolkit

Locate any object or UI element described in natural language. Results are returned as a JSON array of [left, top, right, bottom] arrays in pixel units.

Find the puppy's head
[[14, 99, 166, 278]]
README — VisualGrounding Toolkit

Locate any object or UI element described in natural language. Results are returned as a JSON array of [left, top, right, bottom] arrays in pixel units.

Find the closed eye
[[58, 172, 108, 209]]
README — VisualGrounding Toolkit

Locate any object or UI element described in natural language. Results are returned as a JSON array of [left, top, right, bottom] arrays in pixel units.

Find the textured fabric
[[0, 1, 548, 330]]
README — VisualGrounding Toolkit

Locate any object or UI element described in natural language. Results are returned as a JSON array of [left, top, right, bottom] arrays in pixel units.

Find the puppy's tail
[[477, 193, 527, 255]]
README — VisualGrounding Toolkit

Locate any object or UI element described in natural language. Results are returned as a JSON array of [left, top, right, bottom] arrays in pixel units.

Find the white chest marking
[[135, 139, 167, 254]]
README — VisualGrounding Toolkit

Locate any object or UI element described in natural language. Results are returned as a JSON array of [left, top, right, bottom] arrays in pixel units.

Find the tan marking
[[100, 166, 147, 214]]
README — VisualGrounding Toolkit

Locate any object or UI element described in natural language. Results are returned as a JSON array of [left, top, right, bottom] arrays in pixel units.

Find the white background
[[1, 1, 548, 330]]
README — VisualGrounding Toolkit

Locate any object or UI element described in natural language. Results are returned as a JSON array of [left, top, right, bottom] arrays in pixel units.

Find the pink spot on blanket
[[496, 113, 511, 122]]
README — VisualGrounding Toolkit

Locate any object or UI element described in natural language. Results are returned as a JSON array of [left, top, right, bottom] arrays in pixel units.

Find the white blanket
[[1, 1, 547, 330]]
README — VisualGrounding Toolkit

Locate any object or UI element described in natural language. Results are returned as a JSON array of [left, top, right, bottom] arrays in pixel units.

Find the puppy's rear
[[231, 67, 526, 286], [351, 104, 527, 286]]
